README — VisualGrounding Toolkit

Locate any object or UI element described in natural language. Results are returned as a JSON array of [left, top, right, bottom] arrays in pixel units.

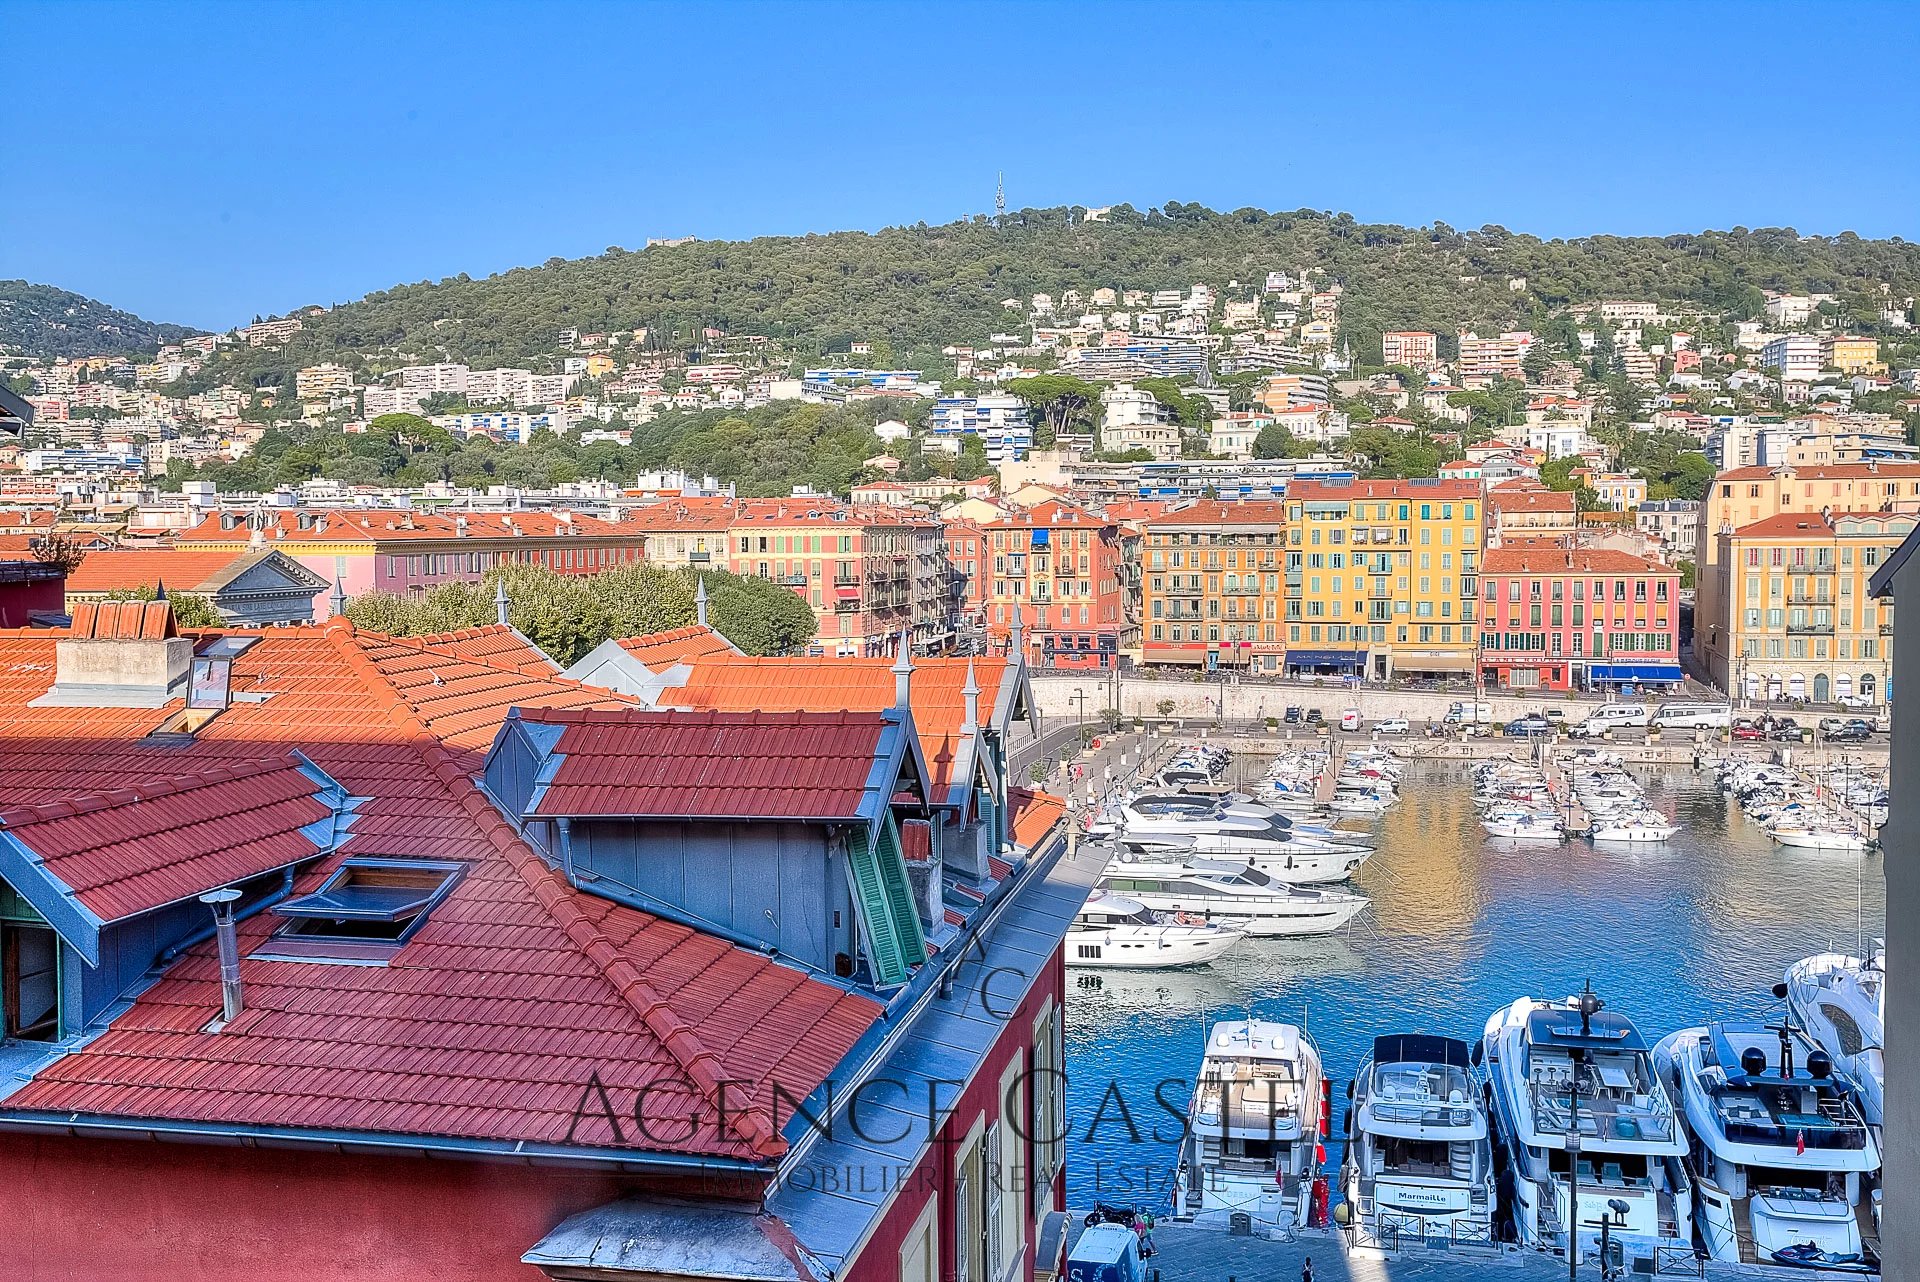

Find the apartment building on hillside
[[1139, 500, 1286, 670]]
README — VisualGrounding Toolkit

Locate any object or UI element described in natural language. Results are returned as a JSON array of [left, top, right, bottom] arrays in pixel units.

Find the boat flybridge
[[1066, 891, 1246, 969], [1097, 856, 1367, 937], [1655, 1019, 1880, 1270], [1340, 1034, 1495, 1250], [1175, 1020, 1327, 1235], [1479, 986, 1693, 1262], [1783, 950, 1886, 1137]]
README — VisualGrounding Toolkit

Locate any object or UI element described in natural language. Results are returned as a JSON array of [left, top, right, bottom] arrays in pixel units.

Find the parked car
[[1542, 707, 1569, 723], [1825, 721, 1873, 743], [1505, 715, 1553, 737], [1376, 717, 1410, 735], [1837, 692, 1874, 710], [1283, 706, 1303, 724], [1766, 717, 1803, 742], [1304, 708, 1324, 725], [1732, 719, 1767, 741]]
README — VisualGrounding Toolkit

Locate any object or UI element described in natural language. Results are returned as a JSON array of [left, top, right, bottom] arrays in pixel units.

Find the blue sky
[[7, 0, 1918, 331]]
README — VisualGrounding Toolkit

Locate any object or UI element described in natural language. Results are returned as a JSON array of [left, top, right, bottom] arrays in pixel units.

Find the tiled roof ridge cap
[[314, 616, 784, 1160], [0, 752, 307, 828], [349, 620, 590, 682]]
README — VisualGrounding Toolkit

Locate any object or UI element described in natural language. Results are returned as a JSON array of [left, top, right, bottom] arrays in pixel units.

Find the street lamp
[[1069, 687, 1089, 750]]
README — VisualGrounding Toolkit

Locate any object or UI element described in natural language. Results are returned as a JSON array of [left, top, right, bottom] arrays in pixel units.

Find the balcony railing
[[1787, 621, 1835, 635]]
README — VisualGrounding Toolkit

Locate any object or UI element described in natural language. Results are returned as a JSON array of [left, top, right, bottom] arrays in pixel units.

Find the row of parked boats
[[1719, 759, 1881, 853], [1476, 750, 1681, 843], [1070, 747, 1391, 968], [1174, 958, 1886, 1272]]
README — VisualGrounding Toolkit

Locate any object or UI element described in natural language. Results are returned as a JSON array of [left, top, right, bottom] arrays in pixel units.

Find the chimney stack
[[892, 628, 914, 709], [695, 575, 709, 628], [200, 888, 244, 1027]]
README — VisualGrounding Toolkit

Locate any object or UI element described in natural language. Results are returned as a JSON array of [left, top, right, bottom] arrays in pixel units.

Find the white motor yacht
[[1783, 951, 1885, 1136], [1341, 1034, 1496, 1250], [1097, 855, 1368, 937], [1482, 809, 1565, 842], [1655, 1019, 1880, 1270], [1112, 832, 1368, 885], [1479, 987, 1694, 1263], [1174, 1020, 1326, 1234], [1067, 892, 1246, 969]]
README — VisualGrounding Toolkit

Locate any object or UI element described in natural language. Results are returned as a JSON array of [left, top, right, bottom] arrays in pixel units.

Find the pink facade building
[[1479, 546, 1682, 691]]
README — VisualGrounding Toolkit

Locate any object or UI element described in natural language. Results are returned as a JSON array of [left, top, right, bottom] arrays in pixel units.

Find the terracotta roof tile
[[527, 707, 891, 820]]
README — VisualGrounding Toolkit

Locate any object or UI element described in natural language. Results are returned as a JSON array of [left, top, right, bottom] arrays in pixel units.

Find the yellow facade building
[[1283, 479, 1481, 681], [1718, 509, 1912, 704], [1140, 501, 1286, 670]]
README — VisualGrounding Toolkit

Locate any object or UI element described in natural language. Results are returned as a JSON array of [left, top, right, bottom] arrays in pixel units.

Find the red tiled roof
[[172, 509, 634, 545], [615, 625, 737, 669], [1007, 788, 1066, 854], [64, 548, 260, 595], [1489, 488, 1577, 514], [1288, 478, 1481, 501], [1716, 463, 1920, 482], [655, 653, 1011, 797], [1142, 500, 1286, 528], [0, 755, 334, 924], [0, 615, 882, 1160], [1482, 547, 1675, 575], [527, 707, 890, 820], [68, 599, 178, 639], [1725, 511, 1909, 538]]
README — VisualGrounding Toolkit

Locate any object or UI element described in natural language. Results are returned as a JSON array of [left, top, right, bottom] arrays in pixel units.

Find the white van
[[1339, 708, 1363, 731], [1443, 701, 1494, 725], [1569, 704, 1652, 737], [1650, 701, 1733, 729]]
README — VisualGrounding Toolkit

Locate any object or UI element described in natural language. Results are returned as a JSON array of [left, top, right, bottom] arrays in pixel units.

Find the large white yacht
[[1340, 1034, 1496, 1249], [1782, 951, 1885, 1136], [1066, 892, 1246, 969], [1097, 793, 1375, 857], [1097, 857, 1367, 937], [1478, 987, 1693, 1262], [1655, 1019, 1880, 1270], [1111, 831, 1367, 885], [1174, 1020, 1326, 1234]]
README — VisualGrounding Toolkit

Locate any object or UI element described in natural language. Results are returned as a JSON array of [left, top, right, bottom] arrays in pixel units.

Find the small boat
[[1340, 1033, 1495, 1249], [1481, 810, 1564, 841], [1590, 812, 1679, 842], [1769, 822, 1871, 853]]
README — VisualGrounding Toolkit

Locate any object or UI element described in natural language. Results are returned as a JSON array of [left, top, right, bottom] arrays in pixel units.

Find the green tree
[[1007, 375, 1100, 436]]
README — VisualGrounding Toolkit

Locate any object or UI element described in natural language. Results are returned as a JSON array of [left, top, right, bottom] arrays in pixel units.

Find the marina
[[1063, 733, 1887, 1276]]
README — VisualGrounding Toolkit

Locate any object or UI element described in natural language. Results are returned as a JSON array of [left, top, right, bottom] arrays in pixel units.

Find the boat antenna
[[1574, 980, 1604, 1038]]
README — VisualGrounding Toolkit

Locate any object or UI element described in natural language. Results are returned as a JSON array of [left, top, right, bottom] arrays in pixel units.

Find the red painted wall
[[0, 1133, 746, 1282], [841, 937, 1067, 1282]]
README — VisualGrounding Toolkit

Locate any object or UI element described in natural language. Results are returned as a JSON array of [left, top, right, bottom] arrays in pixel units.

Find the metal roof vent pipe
[[199, 887, 244, 1029]]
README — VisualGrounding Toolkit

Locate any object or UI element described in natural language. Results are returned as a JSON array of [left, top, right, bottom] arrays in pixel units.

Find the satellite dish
[[1740, 1046, 1769, 1077], [1806, 1049, 1834, 1079], [1771, 981, 1790, 999]]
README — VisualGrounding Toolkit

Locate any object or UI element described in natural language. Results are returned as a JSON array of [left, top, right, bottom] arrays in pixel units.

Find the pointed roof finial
[[892, 628, 914, 710], [1008, 608, 1025, 663], [493, 578, 510, 628], [328, 577, 347, 619], [961, 656, 981, 732], [695, 575, 709, 628], [153, 579, 168, 603]]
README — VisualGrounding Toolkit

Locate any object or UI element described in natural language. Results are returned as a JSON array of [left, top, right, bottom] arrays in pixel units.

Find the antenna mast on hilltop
[[995, 172, 1006, 224]]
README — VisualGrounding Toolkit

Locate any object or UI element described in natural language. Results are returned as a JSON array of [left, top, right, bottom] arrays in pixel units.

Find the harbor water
[[1062, 754, 1888, 1210]]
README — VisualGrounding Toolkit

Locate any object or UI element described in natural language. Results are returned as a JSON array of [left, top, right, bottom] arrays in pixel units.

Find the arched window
[[1862, 673, 1878, 699], [1814, 674, 1830, 703]]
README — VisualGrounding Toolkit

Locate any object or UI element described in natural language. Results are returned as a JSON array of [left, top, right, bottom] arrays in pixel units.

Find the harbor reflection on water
[[1063, 757, 1888, 1208]]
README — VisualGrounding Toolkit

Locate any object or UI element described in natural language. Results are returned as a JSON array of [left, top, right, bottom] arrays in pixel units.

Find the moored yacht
[[1340, 1034, 1495, 1249], [1111, 831, 1367, 885], [1783, 951, 1885, 1137], [1479, 987, 1693, 1263], [1655, 1019, 1880, 1270], [1175, 1020, 1327, 1234], [1097, 856, 1368, 937], [1066, 892, 1246, 969]]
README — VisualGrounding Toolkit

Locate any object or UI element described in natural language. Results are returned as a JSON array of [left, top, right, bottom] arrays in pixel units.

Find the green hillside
[[0, 281, 200, 358]]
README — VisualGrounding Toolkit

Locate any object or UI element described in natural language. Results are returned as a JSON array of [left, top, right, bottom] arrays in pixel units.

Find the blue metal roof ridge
[[0, 1110, 769, 1174], [0, 828, 107, 967]]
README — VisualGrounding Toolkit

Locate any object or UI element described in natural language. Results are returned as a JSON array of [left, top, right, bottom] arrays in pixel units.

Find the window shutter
[[955, 1163, 974, 1282], [985, 1121, 1004, 1275]]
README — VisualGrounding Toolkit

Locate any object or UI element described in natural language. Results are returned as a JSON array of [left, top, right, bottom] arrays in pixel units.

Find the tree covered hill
[[0, 281, 201, 358], [242, 205, 1920, 372]]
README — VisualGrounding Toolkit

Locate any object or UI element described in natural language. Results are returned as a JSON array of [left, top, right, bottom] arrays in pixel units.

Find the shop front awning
[[1393, 651, 1475, 673], [1587, 663, 1685, 683], [1284, 649, 1367, 670]]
